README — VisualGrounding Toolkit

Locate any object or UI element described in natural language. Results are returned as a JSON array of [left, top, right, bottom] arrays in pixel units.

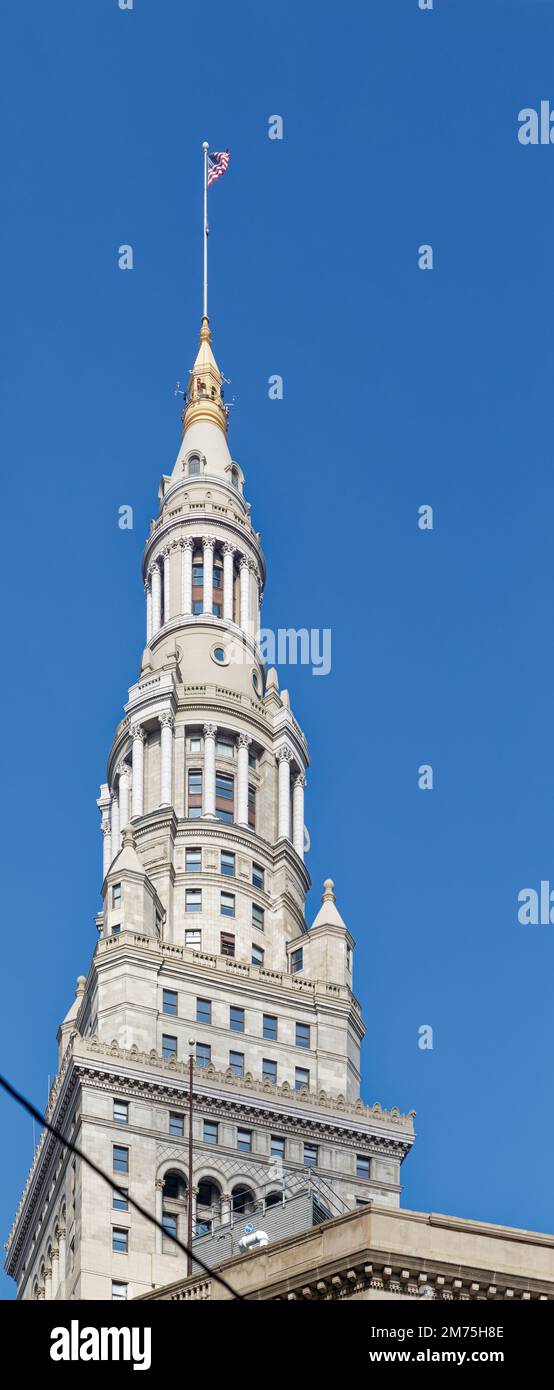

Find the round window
[[252, 670, 260, 693], [214, 647, 226, 663]]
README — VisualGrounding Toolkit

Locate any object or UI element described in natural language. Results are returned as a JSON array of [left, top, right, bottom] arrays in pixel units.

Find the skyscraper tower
[[5, 312, 414, 1301]]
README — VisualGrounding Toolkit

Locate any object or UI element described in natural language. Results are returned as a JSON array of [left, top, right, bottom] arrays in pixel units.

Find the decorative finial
[[200, 316, 212, 344], [76, 976, 86, 995], [122, 827, 135, 849], [323, 878, 336, 902]]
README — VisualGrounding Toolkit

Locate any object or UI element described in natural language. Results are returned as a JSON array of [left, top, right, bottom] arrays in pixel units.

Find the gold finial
[[182, 319, 228, 437]]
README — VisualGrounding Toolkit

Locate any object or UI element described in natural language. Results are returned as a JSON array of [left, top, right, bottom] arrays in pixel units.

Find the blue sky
[[1, 0, 554, 1295]]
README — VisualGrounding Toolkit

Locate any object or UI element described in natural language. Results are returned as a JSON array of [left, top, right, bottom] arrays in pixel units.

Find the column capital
[[237, 732, 252, 750], [131, 723, 146, 743], [101, 813, 111, 835], [159, 710, 175, 730], [116, 760, 131, 780], [276, 745, 294, 763], [162, 544, 172, 559], [294, 772, 307, 789], [223, 541, 236, 556], [50, 1244, 59, 1260], [148, 558, 161, 577], [155, 1179, 164, 1191], [181, 535, 195, 551], [248, 558, 257, 574], [202, 535, 216, 551], [239, 554, 249, 571], [203, 722, 217, 739]]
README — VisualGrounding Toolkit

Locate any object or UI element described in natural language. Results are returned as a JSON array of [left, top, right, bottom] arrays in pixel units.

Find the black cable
[[0, 1071, 245, 1301]]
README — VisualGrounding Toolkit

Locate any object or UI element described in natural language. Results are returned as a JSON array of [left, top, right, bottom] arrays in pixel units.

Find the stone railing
[[95, 930, 362, 1016]]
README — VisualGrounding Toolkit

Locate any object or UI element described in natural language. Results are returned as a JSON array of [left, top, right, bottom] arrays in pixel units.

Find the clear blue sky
[[1, 0, 553, 1296]]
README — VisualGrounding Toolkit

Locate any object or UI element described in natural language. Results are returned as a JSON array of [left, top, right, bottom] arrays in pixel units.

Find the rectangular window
[[248, 751, 257, 771], [251, 943, 264, 966], [213, 566, 223, 591], [196, 1218, 212, 1237], [221, 851, 235, 877], [113, 1099, 128, 1125], [196, 1041, 211, 1068], [252, 863, 264, 890], [356, 1197, 370, 1208], [295, 1067, 309, 1092], [113, 1145, 129, 1174], [212, 602, 222, 618], [291, 947, 303, 974], [112, 1228, 128, 1254], [252, 903, 264, 931], [248, 784, 256, 829], [220, 891, 235, 918], [215, 771, 234, 824], [196, 997, 211, 1025], [203, 1120, 218, 1144], [192, 600, 203, 616], [162, 1034, 177, 1060], [112, 1281, 128, 1301], [216, 738, 234, 759], [304, 1143, 318, 1168], [263, 1058, 277, 1085], [192, 564, 204, 584], [230, 1005, 245, 1032], [162, 988, 178, 1016], [169, 1111, 184, 1138], [112, 924, 121, 936], [188, 768, 202, 817], [113, 1188, 128, 1211], [263, 1014, 278, 1041], [220, 932, 235, 958], [271, 1135, 285, 1159], [162, 1212, 177, 1241], [186, 888, 202, 913], [295, 1022, 310, 1050], [112, 883, 121, 909], [185, 847, 202, 872], [356, 1155, 370, 1179], [237, 1127, 252, 1153], [190, 736, 202, 753], [185, 929, 201, 949], [229, 1050, 244, 1077]]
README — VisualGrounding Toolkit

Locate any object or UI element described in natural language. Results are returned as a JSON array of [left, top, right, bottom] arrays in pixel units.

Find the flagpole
[[202, 140, 209, 320]]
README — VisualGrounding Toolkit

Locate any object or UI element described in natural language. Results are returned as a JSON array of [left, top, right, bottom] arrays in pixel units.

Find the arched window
[[162, 1170, 186, 1201], [188, 455, 201, 476], [196, 1179, 222, 1235], [231, 1185, 255, 1216], [231, 466, 240, 491]]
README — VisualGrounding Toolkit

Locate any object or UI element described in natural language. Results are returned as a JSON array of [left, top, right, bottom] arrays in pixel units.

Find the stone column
[[117, 762, 131, 833], [110, 790, 120, 856], [202, 536, 215, 614], [293, 773, 306, 860], [131, 725, 146, 818], [51, 1244, 60, 1298], [163, 547, 171, 624], [151, 561, 162, 635], [145, 580, 152, 643], [223, 542, 235, 622], [101, 812, 112, 878], [237, 733, 251, 826], [160, 712, 175, 807], [239, 556, 250, 632], [155, 1179, 164, 1255], [277, 746, 293, 840], [58, 1227, 66, 1291], [181, 537, 194, 615], [44, 1263, 52, 1301], [203, 723, 217, 818]]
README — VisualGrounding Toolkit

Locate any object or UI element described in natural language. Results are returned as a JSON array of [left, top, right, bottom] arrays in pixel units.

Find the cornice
[[143, 508, 266, 584]]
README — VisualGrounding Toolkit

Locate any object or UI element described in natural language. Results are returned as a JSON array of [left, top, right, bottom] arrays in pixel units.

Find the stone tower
[[5, 316, 415, 1301]]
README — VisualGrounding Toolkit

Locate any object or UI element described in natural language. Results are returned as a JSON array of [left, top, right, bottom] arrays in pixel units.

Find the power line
[[0, 1071, 245, 1301]]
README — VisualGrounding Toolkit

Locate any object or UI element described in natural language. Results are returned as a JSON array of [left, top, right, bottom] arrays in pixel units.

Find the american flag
[[207, 149, 230, 187]]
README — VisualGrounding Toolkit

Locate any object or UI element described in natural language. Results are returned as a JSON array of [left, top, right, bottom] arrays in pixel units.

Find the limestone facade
[[5, 317, 415, 1300]]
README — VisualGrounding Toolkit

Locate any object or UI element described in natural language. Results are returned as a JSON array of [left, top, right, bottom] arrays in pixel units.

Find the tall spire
[[181, 317, 228, 437]]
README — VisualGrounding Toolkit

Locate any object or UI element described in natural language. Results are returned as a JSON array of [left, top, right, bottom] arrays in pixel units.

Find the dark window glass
[[263, 1014, 277, 1041], [291, 947, 303, 974], [270, 1135, 285, 1158], [196, 997, 211, 1025], [216, 772, 233, 799], [229, 1051, 244, 1077], [356, 1156, 370, 1179], [295, 1067, 309, 1092], [237, 1128, 252, 1152], [252, 903, 264, 931], [252, 944, 264, 966], [113, 1189, 128, 1211], [221, 851, 235, 877], [196, 1042, 211, 1068], [163, 989, 177, 1016], [162, 1034, 177, 1060], [220, 933, 235, 958], [203, 1120, 218, 1144], [112, 1228, 128, 1254], [162, 1212, 177, 1241], [263, 1058, 277, 1084], [230, 1006, 244, 1032], [304, 1144, 318, 1168], [252, 863, 264, 889], [295, 1022, 310, 1049], [113, 1146, 129, 1173], [185, 848, 201, 871], [169, 1112, 184, 1137]]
